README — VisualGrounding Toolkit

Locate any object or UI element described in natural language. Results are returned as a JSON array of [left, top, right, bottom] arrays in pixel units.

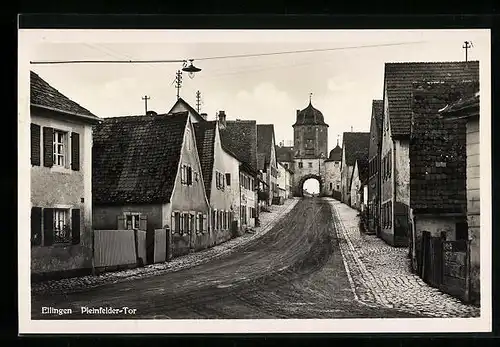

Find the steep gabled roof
[[276, 145, 294, 163], [219, 120, 258, 173], [193, 121, 217, 199], [372, 100, 384, 130], [384, 61, 479, 137], [30, 71, 99, 123], [167, 97, 206, 122], [357, 156, 369, 184], [257, 124, 276, 170], [92, 112, 189, 205], [342, 132, 370, 167], [368, 100, 384, 160], [409, 81, 475, 214]]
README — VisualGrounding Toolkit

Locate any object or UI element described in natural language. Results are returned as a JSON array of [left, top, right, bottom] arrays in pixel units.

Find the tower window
[[308, 162, 313, 168]]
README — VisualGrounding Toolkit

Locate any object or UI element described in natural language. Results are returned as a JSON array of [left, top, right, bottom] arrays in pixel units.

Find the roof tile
[[384, 61, 479, 137], [342, 132, 370, 167], [92, 112, 188, 205], [30, 71, 98, 119]]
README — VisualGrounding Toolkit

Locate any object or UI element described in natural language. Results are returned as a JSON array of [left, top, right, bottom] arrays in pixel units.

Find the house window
[[53, 209, 71, 243], [284, 163, 288, 169], [298, 162, 303, 169], [53, 130, 67, 167], [336, 184, 340, 190], [212, 210, 216, 231], [173, 212, 181, 233], [186, 129, 191, 151], [181, 165, 193, 185], [125, 213, 140, 230], [183, 213, 190, 234], [226, 173, 231, 186], [198, 213, 203, 232], [308, 162, 313, 168], [216, 171, 225, 190]]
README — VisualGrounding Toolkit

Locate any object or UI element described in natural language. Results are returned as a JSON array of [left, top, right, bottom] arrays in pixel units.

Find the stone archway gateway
[[295, 174, 324, 197]]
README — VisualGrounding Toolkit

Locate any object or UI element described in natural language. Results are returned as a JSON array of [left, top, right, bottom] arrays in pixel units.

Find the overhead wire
[[30, 41, 427, 65]]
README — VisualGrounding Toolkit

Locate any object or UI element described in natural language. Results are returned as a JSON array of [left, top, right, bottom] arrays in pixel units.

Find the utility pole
[[463, 41, 473, 62], [142, 95, 150, 115], [196, 90, 202, 113], [175, 70, 183, 99]]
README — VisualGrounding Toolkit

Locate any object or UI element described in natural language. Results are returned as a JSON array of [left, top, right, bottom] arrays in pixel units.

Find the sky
[[23, 29, 489, 160]]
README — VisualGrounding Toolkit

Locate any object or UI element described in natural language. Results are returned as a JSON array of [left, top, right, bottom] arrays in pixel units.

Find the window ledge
[[51, 166, 73, 174]]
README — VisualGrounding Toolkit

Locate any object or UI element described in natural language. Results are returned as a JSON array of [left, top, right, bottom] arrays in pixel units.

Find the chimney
[[296, 109, 300, 116], [200, 113, 207, 120], [218, 111, 226, 129]]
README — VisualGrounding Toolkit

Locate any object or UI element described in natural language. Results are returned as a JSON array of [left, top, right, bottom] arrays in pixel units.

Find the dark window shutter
[[117, 215, 126, 229], [71, 132, 80, 171], [31, 124, 41, 166], [71, 209, 81, 245], [31, 207, 42, 246], [226, 173, 231, 186], [43, 127, 54, 167], [139, 215, 148, 231], [43, 208, 54, 246]]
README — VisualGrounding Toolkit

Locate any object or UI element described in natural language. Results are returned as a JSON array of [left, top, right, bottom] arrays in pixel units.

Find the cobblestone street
[[328, 198, 480, 318], [32, 198, 481, 320]]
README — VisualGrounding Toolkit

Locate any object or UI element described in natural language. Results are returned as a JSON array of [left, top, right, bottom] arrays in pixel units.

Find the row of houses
[[338, 61, 481, 304], [29, 71, 293, 281]]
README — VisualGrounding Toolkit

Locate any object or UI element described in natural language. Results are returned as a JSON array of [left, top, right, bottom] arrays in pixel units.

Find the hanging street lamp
[[182, 59, 202, 78]]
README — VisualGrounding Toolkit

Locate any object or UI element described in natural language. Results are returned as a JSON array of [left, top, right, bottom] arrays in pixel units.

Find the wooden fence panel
[[154, 229, 166, 263], [94, 230, 136, 268], [441, 240, 471, 302]]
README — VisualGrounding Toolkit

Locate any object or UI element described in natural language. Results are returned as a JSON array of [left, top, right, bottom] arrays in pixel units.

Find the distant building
[[219, 119, 259, 227], [30, 71, 101, 281], [324, 139, 342, 199], [257, 124, 279, 205], [276, 143, 294, 172], [340, 132, 370, 205], [367, 100, 384, 235], [167, 97, 207, 123], [193, 118, 241, 245], [277, 162, 294, 200], [292, 101, 329, 196], [380, 61, 479, 247], [350, 156, 369, 212]]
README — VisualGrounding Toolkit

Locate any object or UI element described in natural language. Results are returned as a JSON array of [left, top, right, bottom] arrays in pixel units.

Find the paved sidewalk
[[328, 198, 480, 318], [31, 198, 299, 296]]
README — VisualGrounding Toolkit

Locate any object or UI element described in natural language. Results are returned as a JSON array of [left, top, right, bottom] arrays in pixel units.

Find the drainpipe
[[392, 139, 397, 244], [239, 170, 242, 234], [91, 227, 96, 275]]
